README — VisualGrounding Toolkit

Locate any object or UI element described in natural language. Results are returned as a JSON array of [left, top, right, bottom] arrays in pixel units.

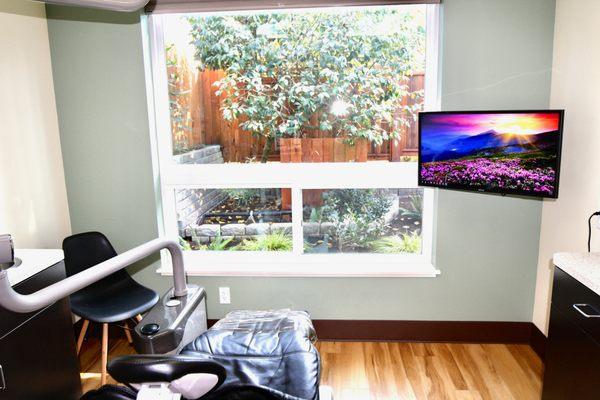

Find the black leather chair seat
[[182, 310, 320, 400], [70, 277, 159, 323]]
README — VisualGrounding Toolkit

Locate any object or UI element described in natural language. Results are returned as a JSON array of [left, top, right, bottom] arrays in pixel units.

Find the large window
[[147, 3, 439, 276]]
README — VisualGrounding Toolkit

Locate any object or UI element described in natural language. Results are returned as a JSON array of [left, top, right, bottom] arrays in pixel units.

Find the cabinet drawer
[[552, 267, 600, 343], [542, 306, 600, 399], [0, 299, 81, 399], [0, 261, 66, 339]]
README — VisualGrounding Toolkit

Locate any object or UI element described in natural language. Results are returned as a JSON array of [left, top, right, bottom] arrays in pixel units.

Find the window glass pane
[[177, 188, 293, 251], [162, 5, 426, 164], [302, 189, 423, 254]]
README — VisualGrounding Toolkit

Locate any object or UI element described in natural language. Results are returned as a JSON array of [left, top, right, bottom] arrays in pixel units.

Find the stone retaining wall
[[177, 189, 228, 233], [184, 222, 295, 244], [173, 145, 224, 164], [175, 146, 227, 234]]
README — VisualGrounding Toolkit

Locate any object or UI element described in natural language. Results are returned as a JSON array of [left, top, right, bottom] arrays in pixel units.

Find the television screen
[[418, 110, 563, 198]]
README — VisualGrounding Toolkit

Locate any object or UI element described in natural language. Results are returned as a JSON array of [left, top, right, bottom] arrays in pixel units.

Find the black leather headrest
[[108, 355, 226, 385]]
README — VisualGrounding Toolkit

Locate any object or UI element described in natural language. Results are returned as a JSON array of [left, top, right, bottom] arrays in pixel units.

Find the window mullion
[[291, 187, 304, 255]]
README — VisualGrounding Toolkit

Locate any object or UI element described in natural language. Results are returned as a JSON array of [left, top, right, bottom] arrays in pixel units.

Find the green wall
[[47, 0, 555, 321]]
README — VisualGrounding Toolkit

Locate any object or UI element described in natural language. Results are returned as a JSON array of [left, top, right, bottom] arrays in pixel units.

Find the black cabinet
[[542, 267, 600, 400], [0, 261, 81, 399]]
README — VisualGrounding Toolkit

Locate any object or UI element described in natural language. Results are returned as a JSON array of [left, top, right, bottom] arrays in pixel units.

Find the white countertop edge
[[553, 252, 600, 297], [6, 249, 64, 287]]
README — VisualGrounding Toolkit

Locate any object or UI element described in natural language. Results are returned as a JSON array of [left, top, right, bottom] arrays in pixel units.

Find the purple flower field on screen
[[421, 158, 555, 195]]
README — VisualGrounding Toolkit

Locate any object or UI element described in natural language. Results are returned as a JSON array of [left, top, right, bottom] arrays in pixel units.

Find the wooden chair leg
[[123, 321, 133, 344], [101, 323, 109, 386], [76, 319, 90, 355]]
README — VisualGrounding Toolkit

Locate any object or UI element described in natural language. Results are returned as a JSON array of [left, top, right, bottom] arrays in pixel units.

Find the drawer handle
[[0, 364, 5, 390], [573, 304, 600, 318]]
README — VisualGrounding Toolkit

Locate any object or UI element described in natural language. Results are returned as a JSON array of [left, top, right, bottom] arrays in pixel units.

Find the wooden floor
[[317, 342, 542, 400], [80, 336, 543, 399]]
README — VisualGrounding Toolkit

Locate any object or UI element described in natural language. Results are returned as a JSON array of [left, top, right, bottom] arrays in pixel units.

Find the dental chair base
[[133, 284, 207, 355]]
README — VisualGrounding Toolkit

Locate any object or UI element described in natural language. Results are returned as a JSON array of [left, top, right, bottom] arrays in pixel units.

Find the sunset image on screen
[[420, 112, 562, 196]]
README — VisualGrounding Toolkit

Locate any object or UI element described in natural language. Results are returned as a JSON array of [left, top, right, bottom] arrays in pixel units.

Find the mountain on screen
[[421, 129, 557, 162]]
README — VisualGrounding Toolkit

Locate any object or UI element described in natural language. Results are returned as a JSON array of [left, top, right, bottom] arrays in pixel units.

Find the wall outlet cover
[[218, 287, 231, 304]]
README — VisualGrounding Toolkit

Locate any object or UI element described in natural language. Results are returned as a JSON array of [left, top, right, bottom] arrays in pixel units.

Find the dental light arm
[[0, 237, 187, 313]]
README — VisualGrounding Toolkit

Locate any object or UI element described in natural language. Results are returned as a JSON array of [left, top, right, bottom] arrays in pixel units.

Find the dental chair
[[0, 238, 329, 400], [82, 309, 322, 400]]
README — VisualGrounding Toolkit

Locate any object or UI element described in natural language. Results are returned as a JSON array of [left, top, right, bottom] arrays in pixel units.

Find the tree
[[188, 9, 424, 162]]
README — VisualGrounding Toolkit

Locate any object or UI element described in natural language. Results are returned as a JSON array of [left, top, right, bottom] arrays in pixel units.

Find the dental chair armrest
[[108, 355, 226, 386]]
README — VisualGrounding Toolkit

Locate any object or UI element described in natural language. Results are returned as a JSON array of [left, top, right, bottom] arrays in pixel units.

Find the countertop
[[553, 252, 600, 296], [5, 249, 64, 287]]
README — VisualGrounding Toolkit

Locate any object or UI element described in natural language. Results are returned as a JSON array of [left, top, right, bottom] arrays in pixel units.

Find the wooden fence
[[168, 52, 423, 162]]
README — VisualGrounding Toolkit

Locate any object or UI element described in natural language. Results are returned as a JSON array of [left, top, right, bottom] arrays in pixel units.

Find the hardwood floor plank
[[465, 344, 516, 400], [506, 344, 543, 384], [424, 354, 455, 400], [486, 344, 540, 400], [436, 344, 469, 391], [81, 339, 543, 400], [448, 344, 495, 400], [399, 342, 430, 400], [388, 343, 419, 400]]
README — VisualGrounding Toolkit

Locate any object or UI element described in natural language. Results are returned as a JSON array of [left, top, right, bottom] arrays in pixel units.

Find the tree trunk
[[261, 136, 274, 163]]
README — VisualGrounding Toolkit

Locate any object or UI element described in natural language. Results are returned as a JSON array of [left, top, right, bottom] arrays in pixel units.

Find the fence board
[[356, 139, 368, 162], [310, 139, 324, 162], [322, 139, 334, 162], [289, 138, 302, 162], [333, 139, 347, 162], [174, 66, 423, 162]]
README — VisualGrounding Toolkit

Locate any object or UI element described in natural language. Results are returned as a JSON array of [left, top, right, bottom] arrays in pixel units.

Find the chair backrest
[[62, 231, 132, 287]]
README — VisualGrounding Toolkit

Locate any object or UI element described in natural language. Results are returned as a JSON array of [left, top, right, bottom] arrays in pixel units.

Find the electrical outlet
[[219, 287, 231, 304]]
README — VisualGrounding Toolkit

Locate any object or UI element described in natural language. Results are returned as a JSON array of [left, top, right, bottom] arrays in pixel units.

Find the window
[[147, 3, 439, 276], [302, 189, 424, 255]]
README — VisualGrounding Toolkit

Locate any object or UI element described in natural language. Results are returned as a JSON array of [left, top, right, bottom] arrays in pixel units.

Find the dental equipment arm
[[0, 237, 187, 313]]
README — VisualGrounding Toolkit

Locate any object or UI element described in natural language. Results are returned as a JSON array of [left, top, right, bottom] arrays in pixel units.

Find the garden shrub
[[188, 9, 424, 161], [367, 232, 421, 254], [318, 189, 393, 251], [237, 232, 293, 251], [198, 235, 234, 251], [399, 193, 423, 220], [222, 189, 262, 206]]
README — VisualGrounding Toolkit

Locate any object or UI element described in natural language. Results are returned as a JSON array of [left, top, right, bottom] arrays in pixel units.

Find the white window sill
[[157, 259, 440, 278]]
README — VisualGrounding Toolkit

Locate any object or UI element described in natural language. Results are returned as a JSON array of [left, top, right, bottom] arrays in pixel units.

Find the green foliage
[[222, 189, 261, 206], [166, 45, 193, 155], [198, 235, 234, 251], [316, 189, 394, 251], [188, 9, 425, 161], [367, 232, 421, 254], [237, 232, 293, 251], [322, 189, 392, 223], [399, 193, 423, 220], [308, 207, 323, 223], [333, 211, 388, 252], [179, 236, 192, 251]]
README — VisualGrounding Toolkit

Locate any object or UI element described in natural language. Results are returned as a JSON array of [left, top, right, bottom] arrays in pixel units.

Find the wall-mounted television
[[418, 110, 564, 198]]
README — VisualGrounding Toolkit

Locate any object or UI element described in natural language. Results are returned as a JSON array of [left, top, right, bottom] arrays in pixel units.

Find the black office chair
[[63, 232, 159, 385]]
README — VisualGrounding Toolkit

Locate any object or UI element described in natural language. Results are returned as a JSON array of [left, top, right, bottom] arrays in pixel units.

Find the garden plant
[[303, 189, 423, 253], [187, 9, 425, 161]]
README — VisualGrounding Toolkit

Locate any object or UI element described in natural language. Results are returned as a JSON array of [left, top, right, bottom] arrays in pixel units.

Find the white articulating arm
[[0, 237, 187, 313]]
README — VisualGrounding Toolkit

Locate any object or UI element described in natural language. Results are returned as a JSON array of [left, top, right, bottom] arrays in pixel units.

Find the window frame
[[144, 4, 441, 277]]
